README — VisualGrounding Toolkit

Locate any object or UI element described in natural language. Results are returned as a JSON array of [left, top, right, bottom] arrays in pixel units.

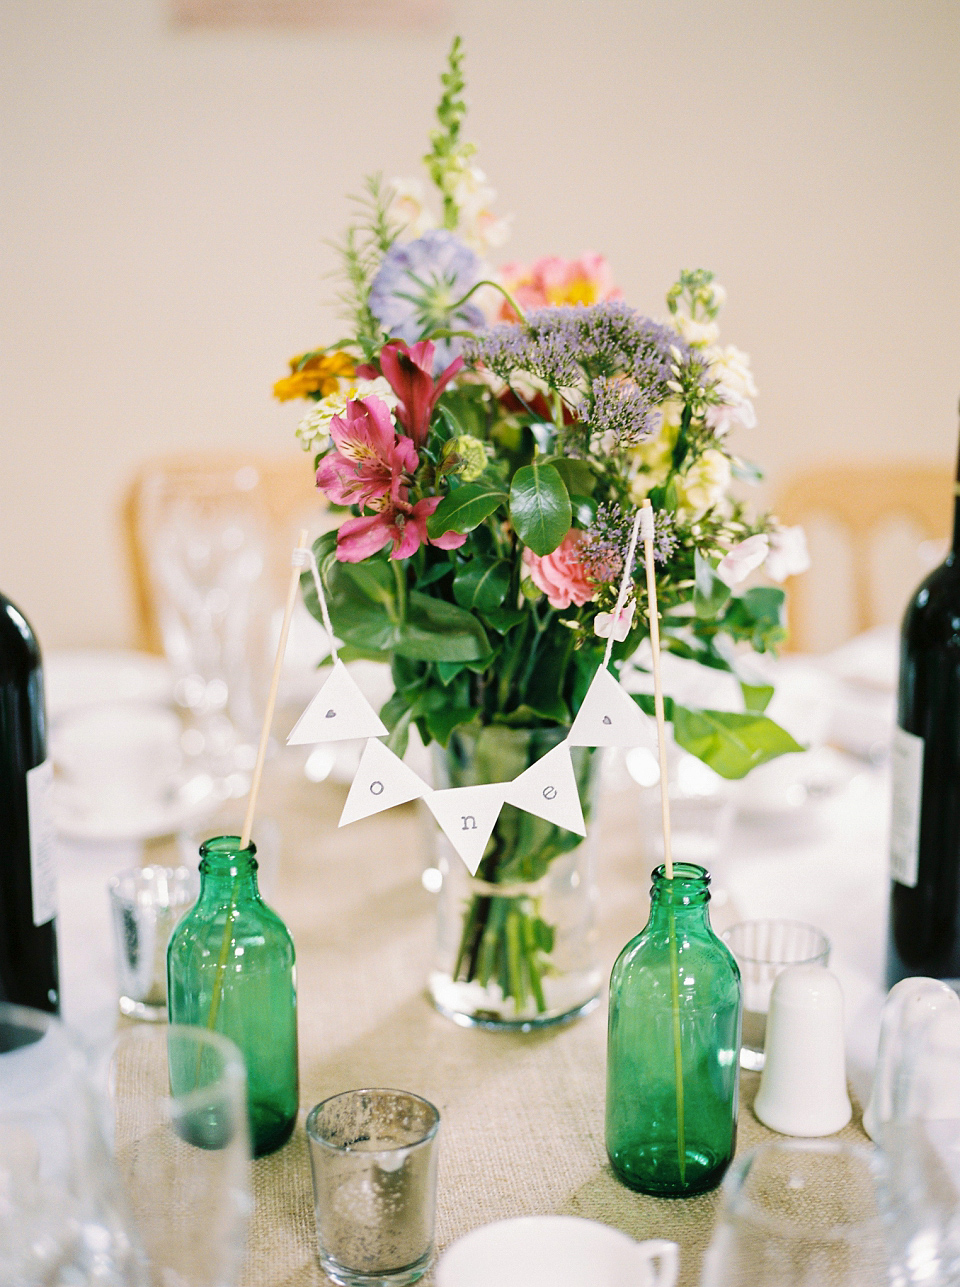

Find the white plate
[[54, 774, 217, 842], [46, 650, 174, 720]]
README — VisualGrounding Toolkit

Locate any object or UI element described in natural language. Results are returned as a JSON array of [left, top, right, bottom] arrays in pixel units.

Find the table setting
[[5, 33, 960, 1287]]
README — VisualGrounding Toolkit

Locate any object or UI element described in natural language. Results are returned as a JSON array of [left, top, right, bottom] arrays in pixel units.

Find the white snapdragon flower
[[705, 387, 757, 436], [450, 165, 513, 253], [675, 449, 731, 519], [385, 178, 437, 241], [765, 525, 810, 581], [296, 378, 398, 454], [672, 313, 720, 348], [716, 534, 770, 587], [706, 344, 757, 399]]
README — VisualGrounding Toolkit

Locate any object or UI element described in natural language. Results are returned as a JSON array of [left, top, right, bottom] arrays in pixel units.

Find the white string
[[292, 545, 339, 665], [603, 509, 644, 669]]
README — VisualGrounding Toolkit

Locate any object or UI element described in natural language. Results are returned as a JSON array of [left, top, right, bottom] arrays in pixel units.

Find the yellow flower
[[273, 351, 356, 402], [628, 419, 679, 503], [675, 449, 731, 520]]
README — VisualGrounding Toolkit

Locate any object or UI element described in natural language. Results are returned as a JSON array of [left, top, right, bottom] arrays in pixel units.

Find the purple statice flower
[[577, 376, 658, 448], [368, 230, 486, 373], [466, 301, 689, 399], [582, 502, 676, 586]]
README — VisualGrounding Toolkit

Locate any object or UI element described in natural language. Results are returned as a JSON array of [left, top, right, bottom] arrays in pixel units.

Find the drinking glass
[[106, 1024, 252, 1287], [878, 1008, 960, 1285], [138, 464, 272, 794], [0, 1001, 139, 1286], [306, 1088, 440, 1287], [700, 1139, 890, 1286], [109, 864, 198, 1019], [721, 919, 830, 1069]]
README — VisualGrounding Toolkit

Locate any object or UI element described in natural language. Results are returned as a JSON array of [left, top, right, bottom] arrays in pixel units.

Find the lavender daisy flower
[[368, 229, 486, 372]]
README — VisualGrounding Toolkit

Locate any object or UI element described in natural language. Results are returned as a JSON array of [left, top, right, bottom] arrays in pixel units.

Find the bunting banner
[[290, 509, 653, 872], [339, 737, 430, 826], [287, 659, 388, 745], [423, 782, 509, 876], [568, 664, 653, 749], [503, 741, 586, 837]]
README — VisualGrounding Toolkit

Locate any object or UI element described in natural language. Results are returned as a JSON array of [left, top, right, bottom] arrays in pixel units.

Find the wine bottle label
[[26, 760, 57, 926], [890, 726, 924, 888]]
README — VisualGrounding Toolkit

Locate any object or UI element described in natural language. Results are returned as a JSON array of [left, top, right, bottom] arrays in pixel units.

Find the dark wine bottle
[[888, 415, 960, 986], [0, 592, 59, 1011]]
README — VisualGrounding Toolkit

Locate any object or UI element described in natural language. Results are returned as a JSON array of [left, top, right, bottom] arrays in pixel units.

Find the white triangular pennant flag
[[287, 659, 388, 745], [424, 783, 507, 876], [339, 738, 430, 826], [568, 665, 651, 748], [503, 741, 586, 836]]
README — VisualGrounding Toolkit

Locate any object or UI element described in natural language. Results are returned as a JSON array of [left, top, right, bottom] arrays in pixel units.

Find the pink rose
[[523, 530, 595, 609]]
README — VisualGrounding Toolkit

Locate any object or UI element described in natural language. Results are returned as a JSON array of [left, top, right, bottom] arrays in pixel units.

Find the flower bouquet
[[278, 39, 806, 1026]]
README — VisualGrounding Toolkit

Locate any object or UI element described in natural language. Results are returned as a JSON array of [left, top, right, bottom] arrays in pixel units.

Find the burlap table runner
[[207, 763, 869, 1287]]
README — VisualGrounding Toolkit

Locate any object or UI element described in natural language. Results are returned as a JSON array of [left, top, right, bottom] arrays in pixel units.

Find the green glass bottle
[[167, 835, 299, 1158], [606, 862, 741, 1197]]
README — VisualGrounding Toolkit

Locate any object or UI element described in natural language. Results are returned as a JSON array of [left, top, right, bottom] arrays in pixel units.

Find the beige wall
[[2, 0, 959, 649]]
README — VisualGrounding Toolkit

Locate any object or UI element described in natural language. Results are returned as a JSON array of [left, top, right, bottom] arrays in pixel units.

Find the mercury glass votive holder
[[305, 1088, 441, 1287]]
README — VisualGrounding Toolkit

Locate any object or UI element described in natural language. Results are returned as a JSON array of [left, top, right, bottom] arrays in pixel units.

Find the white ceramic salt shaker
[[862, 976, 960, 1142], [753, 963, 852, 1136]]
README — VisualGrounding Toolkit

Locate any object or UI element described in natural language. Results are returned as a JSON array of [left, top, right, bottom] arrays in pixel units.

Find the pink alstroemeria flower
[[362, 340, 464, 447], [316, 396, 418, 509], [337, 495, 467, 562]]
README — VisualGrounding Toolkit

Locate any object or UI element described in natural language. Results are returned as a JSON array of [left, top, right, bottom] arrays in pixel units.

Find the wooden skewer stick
[[240, 528, 309, 850], [641, 499, 673, 880], [641, 498, 686, 1180]]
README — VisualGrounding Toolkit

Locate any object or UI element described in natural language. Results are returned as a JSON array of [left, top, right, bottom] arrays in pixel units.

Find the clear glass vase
[[428, 725, 602, 1030]]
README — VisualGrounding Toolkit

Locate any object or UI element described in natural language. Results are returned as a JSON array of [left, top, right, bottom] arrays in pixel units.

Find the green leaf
[[482, 605, 527, 634], [547, 456, 596, 496], [426, 482, 508, 538], [740, 682, 775, 714], [509, 461, 572, 556], [730, 456, 764, 484], [395, 592, 491, 663], [384, 706, 414, 758], [633, 692, 676, 722], [694, 550, 731, 620], [417, 561, 455, 589], [435, 661, 466, 685], [453, 557, 511, 613], [569, 494, 598, 528], [672, 706, 803, 779]]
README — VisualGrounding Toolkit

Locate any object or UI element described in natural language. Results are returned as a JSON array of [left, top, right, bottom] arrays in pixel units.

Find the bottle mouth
[[650, 862, 710, 903], [198, 834, 258, 864]]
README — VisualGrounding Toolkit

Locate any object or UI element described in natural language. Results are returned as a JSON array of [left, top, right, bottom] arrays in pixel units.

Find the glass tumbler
[[722, 919, 830, 1070], [306, 1088, 440, 1287], [700, 1139, 890, 1287], [109, 865, 198, 1020], [106, 1024, 252, 1287]]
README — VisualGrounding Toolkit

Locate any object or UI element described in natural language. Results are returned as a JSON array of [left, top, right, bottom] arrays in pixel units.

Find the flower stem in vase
[[668, 906, 686, 1183]]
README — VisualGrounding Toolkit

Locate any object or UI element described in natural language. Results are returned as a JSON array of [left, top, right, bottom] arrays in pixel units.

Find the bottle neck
[[197, 835, 261, 902], [647, 863, 712, 929]]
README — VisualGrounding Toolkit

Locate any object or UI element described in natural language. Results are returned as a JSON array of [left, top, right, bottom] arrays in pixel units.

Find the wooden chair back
[[776, 463, 953, 652]]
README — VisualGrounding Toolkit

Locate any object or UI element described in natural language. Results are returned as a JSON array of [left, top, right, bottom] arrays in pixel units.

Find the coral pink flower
[[498, 253, 622, 320], [523, 530, 596, 609], [360, 340, 463, 447], [337, 495, 466, 562], [316, 396, 418, 509]]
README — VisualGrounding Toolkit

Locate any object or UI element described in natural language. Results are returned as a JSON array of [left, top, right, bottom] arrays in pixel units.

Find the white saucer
[[54, 774, 217, 842]]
